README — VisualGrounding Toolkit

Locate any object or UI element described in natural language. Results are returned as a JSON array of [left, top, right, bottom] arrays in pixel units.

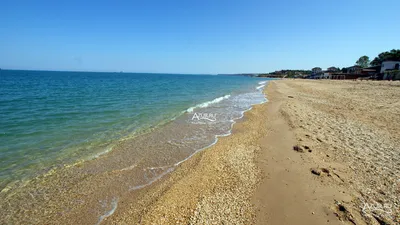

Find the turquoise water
[[0, 70, 269, 189]]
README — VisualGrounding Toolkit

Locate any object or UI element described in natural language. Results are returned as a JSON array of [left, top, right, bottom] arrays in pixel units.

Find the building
[[311, 67, 322, 74], [381, 60, 400, 80], [320, 65, 371, 80], [360, 66, 380, 78], [380, 60, 400, 73], [327, 67, 338, 72], [347, 65, 362, 74]]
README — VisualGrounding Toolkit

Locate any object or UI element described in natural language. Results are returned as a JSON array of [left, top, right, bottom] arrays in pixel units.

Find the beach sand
[[257, 80, 399, 225], [106, 80, 399, 225], [2, 80, 399, 224]]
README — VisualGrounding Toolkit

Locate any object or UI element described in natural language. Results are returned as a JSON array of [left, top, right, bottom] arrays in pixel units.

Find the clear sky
[[1, 0, 399, 74]]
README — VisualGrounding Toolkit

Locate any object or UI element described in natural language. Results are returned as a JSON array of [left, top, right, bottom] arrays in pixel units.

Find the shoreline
[[106, 79, 399, 224], [104, 85, 271, 224], [95, 85, 269, 224], [0, 80, 269, 224], [0, 70, 268, 193], [1, 79, 398, 224]]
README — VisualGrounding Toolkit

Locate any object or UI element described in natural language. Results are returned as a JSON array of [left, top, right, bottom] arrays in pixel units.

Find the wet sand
[[2, 80, 399, 224]]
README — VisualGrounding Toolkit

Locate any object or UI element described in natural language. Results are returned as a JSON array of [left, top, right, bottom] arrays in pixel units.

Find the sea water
[[0, 70, 270, 191]]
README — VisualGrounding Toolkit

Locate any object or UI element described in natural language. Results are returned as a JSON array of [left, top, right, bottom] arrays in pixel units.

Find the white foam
[[118, 164, 137, 172], [258, 81, 268, 85], [91, 146, 114, 159], [126, 88, 268, 196], [129, 167, 174, 191], [256, 85, 265, 90], [186, 95, 231, 113], [175, 96, 267, 167], [96, 197, 118, 225]]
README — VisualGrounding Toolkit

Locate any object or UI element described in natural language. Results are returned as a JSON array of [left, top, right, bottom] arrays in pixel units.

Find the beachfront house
[[327, 67, 338, 72], [346, 65, 362, 74], [321, 65, 370, 80], [361, 66, 380, 78], [381, 60, 400, 80], [321, 72, 331, 79], [322, 67, 340, 79], [380, 60, 400, 73], [312, 67, 322, 74], [307, 67, 323, 79]]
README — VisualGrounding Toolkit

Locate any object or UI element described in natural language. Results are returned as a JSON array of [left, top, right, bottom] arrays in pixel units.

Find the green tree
[[370, 49, 400, 66], [356, 56, 370, 68]]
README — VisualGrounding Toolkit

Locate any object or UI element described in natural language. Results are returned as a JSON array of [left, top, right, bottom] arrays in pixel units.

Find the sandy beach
[[254, 80, 399, 225], [1, 80, 399, 224], [106, 79, 399, 224], [3, 1, 400, 224]]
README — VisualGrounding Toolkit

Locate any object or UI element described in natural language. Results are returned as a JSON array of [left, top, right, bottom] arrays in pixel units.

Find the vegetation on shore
[[258, 49, 400, 78], [258, 70, 312, 78], [355, 55, 370, 68], [371, 49, 400, 66]]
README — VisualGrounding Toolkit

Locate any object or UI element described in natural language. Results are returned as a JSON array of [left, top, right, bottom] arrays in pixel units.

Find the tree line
[[356, 49, 400, 68]]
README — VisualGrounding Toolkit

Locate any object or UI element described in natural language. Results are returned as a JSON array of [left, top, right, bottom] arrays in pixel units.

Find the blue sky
[[1, 0, 399, 74]]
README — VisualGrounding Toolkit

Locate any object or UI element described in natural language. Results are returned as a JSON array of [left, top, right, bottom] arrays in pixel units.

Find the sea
[[0, 70, 270, 223]]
